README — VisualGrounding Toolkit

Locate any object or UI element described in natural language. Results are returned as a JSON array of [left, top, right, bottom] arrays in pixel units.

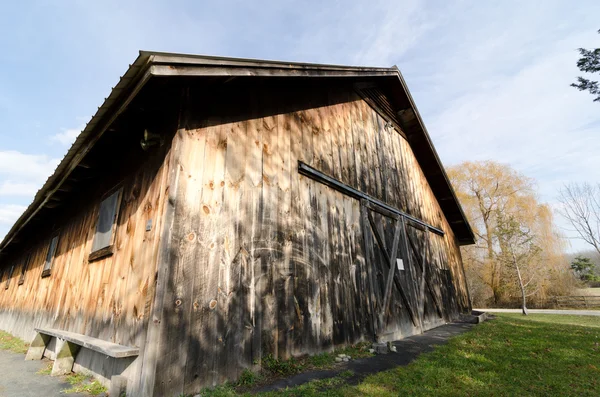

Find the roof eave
[[392, 68, 475, 245], [0, 51, 475, 257], [0, 52, 155, 254]]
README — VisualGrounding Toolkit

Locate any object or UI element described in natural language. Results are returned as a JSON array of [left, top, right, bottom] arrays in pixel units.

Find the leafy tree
[[448, 161, 535, 304], [570, 255, 597, 282], [448, 161, 574, 307], [571, 29, 600, 102]]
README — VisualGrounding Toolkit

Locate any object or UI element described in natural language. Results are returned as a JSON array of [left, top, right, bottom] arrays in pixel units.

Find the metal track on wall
[[298, 161, 444, 236]]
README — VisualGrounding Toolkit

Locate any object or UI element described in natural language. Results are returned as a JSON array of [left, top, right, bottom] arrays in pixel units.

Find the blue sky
[[0, 0, 599, 251]]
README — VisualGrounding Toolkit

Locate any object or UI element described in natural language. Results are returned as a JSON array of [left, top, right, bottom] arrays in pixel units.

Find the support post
[[25, 332, 51, 360], [110, 375, 128, 397], [51, 339, 81, 376]]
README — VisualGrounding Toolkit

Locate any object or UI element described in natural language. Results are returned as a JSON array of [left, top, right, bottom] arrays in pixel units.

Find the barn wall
[[151, 80, 470, 396], [0, 142, 173, 393]]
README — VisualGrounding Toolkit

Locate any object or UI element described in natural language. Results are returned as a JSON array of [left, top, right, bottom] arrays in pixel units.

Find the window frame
[[89, 185, 123, 262], [18, 252, 31, 285], [5, 265, 15, 290], [41, 234, 60, 278]]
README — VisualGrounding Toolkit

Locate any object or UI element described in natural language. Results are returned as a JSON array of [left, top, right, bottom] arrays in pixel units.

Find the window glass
[[43, 235, 59, 272], [18, 253, 31, 285], [91, 189, 121, 252], [5, 265, 14, 289]]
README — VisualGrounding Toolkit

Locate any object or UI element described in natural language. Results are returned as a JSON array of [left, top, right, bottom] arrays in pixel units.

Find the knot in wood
[[175, 299, 182, 307], [202, 205, 210, 214], [209, 299, 217, 310], [187, 232, 196, 242]]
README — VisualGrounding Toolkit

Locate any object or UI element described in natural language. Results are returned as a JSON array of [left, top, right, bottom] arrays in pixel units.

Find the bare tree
[[496, 212, 541, 315], [558, 183, 600, 256]]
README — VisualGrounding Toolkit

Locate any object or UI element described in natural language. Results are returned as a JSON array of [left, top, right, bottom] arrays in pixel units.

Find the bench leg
[[51, 339, 81, 376], [110, 375, 128, 397], [25, 332, 51, 360]]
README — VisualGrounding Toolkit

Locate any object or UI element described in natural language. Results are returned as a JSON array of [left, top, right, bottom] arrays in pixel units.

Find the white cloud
[[402, 3, 600, 252], [0, 151, 59, 182], [287, 0, 428, 66], [52, 127, 81, 145], [0, 181, 38, 197], [0, 204, 26, 225], [0, 151, 56, 241], [427, 32, 600, 195]]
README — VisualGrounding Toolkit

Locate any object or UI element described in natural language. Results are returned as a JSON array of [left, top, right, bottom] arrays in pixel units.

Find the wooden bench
[[25, 327, 139, 394]]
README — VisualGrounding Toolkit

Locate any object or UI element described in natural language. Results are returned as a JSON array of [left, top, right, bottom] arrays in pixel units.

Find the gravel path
[[476, 308, 600, 316], [0, 349, 86, 397]]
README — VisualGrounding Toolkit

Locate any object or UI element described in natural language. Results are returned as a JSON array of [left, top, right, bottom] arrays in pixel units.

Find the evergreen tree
[[572, 29, 600, 102]]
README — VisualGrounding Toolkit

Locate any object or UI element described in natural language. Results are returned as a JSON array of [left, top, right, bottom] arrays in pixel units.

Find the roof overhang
[[0, 51, 474, 256]]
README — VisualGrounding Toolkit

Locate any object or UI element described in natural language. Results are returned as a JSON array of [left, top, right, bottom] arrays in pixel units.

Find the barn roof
[[0, 51, 474, 255]]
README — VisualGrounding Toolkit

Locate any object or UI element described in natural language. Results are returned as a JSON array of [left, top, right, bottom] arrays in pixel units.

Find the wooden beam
[[150, 64, 398, 79], [56, 185, 74, 193], [299, 161, 444, 236]]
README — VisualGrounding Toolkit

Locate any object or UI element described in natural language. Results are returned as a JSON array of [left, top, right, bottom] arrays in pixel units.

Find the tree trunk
[[478, 198, 498, 305], [491, 285, 500, 306], [512, 251, 528, 315]]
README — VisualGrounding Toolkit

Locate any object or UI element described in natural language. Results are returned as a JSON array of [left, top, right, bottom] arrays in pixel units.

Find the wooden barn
[[0, 51, 474, 396]]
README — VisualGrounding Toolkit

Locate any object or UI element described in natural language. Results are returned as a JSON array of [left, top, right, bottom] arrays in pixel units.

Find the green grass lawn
[[0, 330, 29, 354], [201, 313, 600, 397]]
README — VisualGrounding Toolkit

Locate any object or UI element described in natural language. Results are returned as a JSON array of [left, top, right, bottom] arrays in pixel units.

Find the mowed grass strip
[[200, 314, 600, 396], [0, 330, 29, 354], [342, 314, 600, 397]]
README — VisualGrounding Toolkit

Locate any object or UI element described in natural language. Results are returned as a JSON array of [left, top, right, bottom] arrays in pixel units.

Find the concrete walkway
[[0, 349, 87, 397], [476, 308, 600, 316], [255, 322, 475, 393]]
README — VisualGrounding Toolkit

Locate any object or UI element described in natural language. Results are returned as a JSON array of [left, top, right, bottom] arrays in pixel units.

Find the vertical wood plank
[[277, 109, 294, 359]]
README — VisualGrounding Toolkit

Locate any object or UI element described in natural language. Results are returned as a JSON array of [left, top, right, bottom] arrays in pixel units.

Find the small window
[[5, 265, 14, 289], [18, 253, 31, 285], [41, 235, 59, 278], [90, 188, 122, 261]]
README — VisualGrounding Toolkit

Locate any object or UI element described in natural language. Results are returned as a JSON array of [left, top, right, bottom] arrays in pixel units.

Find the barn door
[[404, 225, 444, 325], [360, 199, 419, 340]]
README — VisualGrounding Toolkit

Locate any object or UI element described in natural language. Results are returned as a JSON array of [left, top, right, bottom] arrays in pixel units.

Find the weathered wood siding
[[151, 81, 469, 395], [0, 142, 172, 393]]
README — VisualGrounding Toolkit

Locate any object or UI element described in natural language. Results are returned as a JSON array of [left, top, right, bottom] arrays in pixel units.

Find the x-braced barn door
[[361, 199, 444, 340], [297, 161, 448, 340], [360, 199, 417, 340], [404, 223, 445, 326]]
